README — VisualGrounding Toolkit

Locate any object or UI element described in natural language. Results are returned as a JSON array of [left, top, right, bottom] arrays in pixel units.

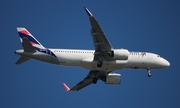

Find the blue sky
[[0, 0, 180, 108]]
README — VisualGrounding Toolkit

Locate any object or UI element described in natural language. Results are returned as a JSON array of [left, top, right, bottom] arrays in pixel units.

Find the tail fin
[[15, 27, 56, 64], [17, 27, 45, 50]]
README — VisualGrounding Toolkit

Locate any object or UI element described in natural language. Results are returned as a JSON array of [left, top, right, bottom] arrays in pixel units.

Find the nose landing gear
[[147, 67, 152, 77]]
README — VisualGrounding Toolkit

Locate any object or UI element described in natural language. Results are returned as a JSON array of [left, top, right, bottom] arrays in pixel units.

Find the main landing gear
[[92, 77, 98, 84], [97, 61, 103, 68], [97, 58, 103, 68], [147, 67, 152, 77]]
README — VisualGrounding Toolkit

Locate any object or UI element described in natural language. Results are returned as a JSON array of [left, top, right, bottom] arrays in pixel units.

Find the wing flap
[[84, 7, 114, 61], [70, 78, 93, 91], [89, 15, 113, 52], [70, 70, 97, 91], [63, 70, 102, 91]]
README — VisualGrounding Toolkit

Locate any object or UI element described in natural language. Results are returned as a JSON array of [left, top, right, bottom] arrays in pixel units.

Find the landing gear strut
[[92, 77, 98, 84], [147, 67, 152, 77], [97, 61, 103, 68]]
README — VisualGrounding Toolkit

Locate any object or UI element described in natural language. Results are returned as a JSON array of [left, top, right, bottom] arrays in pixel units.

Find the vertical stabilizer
[[17, 27, 45, 50]]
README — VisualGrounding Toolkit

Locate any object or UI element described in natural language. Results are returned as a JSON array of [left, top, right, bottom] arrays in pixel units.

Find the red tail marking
[[19, 30, 29, 35], [30, 42, 36, 45], [62, 83, 70, 91]]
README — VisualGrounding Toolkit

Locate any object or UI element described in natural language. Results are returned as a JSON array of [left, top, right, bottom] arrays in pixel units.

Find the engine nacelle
[[103, 73, 121, 85], [111, 49, 129, 60]]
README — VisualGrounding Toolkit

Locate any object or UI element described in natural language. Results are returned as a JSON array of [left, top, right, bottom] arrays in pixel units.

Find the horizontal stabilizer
[[16, 56, 30, 64], [22, 38, 36, 52]]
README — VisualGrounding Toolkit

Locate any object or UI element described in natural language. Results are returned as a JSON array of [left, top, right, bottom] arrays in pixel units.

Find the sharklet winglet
[[84, 7, 93, 16], [62, 82, 70, 91]]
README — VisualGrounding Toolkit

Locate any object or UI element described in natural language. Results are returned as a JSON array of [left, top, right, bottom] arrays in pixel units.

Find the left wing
[[84, 7, 114, 61], [63, 70, 107, 91]]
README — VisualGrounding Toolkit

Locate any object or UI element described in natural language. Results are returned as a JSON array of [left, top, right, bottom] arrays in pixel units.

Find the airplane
[[14, 7, 170, 91]]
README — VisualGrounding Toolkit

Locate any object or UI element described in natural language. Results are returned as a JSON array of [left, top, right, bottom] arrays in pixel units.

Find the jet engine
[[100, 73, 121, 84], [110, 49, 129, 60]]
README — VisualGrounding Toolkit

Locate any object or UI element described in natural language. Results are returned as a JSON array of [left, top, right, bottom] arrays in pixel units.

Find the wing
[[64, 70, 106, 91], [69, 70, 98, 91], [84, 7, 114, 61]]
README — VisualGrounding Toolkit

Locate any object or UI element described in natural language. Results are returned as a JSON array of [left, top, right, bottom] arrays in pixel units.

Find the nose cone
[[161, 59, 170, 67], [166, 60, 170, 67]]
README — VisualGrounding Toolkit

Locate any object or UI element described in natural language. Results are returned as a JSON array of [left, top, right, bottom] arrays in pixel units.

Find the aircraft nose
[[162, 59, 170, 67], [166, 60, 170, 67]]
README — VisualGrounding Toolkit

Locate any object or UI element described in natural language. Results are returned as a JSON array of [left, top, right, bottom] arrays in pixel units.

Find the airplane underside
[[14, 7, 170, 91]]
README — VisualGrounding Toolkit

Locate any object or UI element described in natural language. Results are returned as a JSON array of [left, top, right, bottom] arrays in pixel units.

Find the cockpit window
[[157, 55, 161, 57]]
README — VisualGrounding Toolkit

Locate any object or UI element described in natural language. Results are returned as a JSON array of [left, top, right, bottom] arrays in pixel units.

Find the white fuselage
[[15, 48, 170, 72]]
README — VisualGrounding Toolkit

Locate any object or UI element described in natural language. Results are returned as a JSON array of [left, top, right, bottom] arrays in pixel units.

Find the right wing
[[63, 70, 107, 91]]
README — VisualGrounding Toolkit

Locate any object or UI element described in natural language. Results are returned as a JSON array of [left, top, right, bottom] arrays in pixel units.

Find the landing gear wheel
[[97, 61, 102, 68], [147, 67, 152, 77], [148, 73, 152, 77], [92, 78, 98, 84]]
